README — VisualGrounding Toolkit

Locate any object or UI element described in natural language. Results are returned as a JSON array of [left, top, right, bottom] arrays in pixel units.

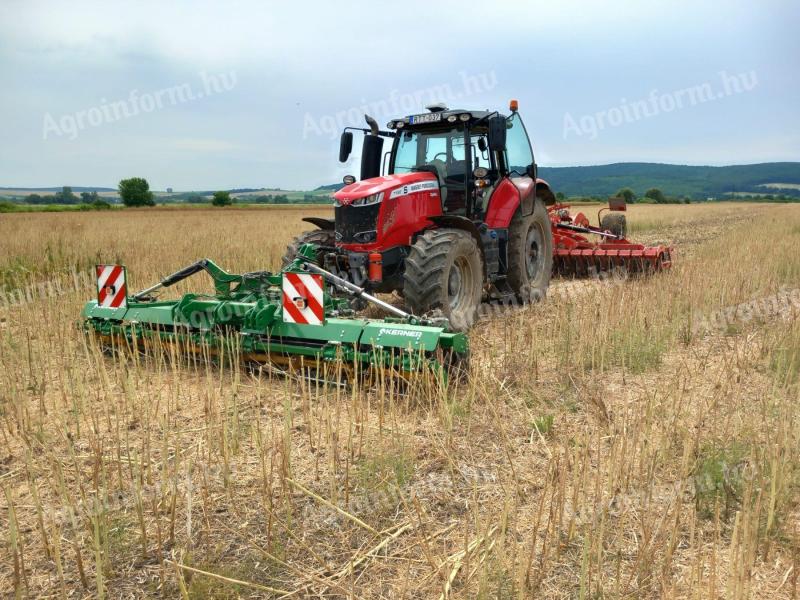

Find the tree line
[[117, 178, 331, 207], [25, 187, 112, 208], [615, 187, 688, 204], [555, 187, 693, 204]]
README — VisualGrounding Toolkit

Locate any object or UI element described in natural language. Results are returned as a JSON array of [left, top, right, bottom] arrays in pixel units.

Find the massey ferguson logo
[[389, 180, 439, 199]]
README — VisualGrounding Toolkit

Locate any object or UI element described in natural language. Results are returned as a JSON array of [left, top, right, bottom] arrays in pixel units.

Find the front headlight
[[350, 192, 384, 207], [353, 230, 377, 243]]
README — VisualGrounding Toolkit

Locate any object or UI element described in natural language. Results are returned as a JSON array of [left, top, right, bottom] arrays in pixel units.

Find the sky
[[0, 0, 798, 191]]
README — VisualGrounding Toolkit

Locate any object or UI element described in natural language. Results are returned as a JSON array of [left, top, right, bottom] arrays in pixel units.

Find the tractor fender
[[486, 177, 539, 228], [425, 215, 485, 268], [302, 217, 335, 230], [535, 179, 557, 206], [485, 178, 557, 229]]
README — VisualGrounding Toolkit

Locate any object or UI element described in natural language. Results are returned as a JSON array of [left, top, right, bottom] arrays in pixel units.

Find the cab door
[[503, 113, 536, 216]]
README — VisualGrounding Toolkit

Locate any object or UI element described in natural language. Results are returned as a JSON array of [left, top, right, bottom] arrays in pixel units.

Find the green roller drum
[[82, 245, 468, 382]]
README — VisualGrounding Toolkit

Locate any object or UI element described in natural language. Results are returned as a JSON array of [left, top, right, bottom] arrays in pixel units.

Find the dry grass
[[1, 202, 799, 598]]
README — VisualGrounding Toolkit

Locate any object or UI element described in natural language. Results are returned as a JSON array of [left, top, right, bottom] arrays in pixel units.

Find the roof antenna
[[426, 103, 448, 113]]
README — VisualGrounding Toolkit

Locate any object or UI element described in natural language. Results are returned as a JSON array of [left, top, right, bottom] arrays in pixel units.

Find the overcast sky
[[1, 0, 798, 191]]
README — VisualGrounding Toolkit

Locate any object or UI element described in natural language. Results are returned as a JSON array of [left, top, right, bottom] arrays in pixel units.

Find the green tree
[[211, 190, 233, 207], [80, 191, 99, 203], [54, 186, 78, 204], [119, 178, 155, 207], [644, 188, 667, 204], [555, 191, 566, 202], [615, 187, 636, 204]]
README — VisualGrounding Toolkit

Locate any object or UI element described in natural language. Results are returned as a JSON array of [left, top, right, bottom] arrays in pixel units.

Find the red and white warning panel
[[282, 272, 325, 325], [96, 265, 128, 309]]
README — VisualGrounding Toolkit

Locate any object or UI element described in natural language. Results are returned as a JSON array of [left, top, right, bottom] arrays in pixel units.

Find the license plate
[[410, 112, 442, 125]]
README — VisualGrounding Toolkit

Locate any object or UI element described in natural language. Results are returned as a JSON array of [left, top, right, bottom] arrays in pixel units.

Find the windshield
[[391, 126, 491, 177], [393, 127, 463, 173]]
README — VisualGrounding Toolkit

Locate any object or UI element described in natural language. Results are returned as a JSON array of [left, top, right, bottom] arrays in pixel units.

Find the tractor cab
[[388, 106, 539, 221], [388, 107, 497, 217], [339, 103, 539, 221]]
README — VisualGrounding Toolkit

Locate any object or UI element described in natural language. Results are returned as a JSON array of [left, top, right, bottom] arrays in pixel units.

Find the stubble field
[[1, 202, 800, 599]]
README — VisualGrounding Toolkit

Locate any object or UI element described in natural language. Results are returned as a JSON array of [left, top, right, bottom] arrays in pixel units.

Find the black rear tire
[[507, 200, 553, 303], [403, 229, 483, 332], [281, 229, 335, 267], [600, 213, 627, 239]]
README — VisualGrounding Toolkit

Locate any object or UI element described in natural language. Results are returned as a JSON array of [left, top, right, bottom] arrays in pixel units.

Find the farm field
[[1, 202, 800, 598]]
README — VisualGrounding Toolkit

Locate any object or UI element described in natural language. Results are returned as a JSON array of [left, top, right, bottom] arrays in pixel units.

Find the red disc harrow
[[549, 199, 673, 277]]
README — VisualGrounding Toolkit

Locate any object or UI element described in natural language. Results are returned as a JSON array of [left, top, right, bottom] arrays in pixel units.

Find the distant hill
[[537, 162, 800, 199], [315, 183, 345, 192]]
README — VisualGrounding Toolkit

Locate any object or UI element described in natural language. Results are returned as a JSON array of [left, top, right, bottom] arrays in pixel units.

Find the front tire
[[281, 229, 335, 267], [403, 229, 483, 332], [507, 200, 553, 303]]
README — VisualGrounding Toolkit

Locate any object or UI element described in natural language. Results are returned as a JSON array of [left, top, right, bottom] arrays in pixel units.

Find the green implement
[[82, 245, 468, 382]]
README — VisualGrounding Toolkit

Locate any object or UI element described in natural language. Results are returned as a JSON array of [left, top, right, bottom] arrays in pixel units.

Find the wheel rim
[[447, 256, 473, 311], [525, 222, 545, 281]]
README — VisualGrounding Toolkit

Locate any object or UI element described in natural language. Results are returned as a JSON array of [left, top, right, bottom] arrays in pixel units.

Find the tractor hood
[[333, 172, 438, 206]]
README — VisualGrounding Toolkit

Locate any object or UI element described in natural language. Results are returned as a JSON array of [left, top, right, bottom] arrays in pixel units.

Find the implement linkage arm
[[132, 258, 247, 300]]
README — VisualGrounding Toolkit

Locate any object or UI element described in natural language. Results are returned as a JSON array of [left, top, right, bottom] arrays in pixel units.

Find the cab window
[[424, 136, 448, 163], [505, 113, 533, 175], [393, 132, 419, 173], [469, 134, 490, 170], [450, 134, 490, 170]]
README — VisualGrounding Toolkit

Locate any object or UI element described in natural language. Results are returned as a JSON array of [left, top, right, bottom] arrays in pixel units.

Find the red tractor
[[284, 100, 556, 330]]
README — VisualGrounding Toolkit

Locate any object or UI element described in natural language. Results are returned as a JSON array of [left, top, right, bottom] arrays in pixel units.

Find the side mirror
[[487, 115, 507, 152], [526, 163, 537, 179], [339, 131, 353, 163]]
